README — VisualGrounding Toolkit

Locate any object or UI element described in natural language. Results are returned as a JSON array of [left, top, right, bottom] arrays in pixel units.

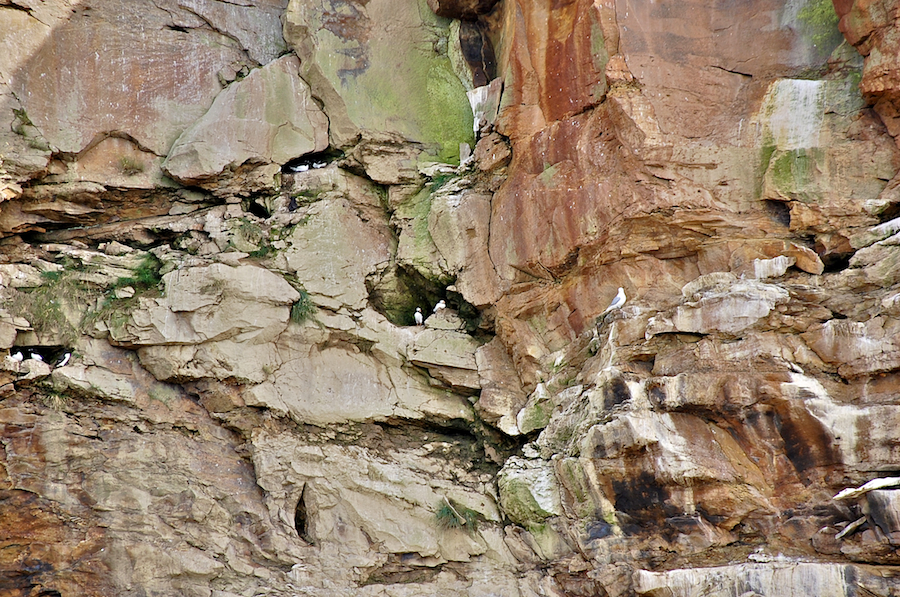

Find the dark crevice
[[821, 253, 852, 273], [294, 485, 312, 543], [763, 199, 791, 227], [282, 149, 345, 174], [710, 64, 753, 78]]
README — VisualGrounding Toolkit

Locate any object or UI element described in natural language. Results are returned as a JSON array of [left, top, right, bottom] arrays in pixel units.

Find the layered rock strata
[[2, 0, 900, 595]]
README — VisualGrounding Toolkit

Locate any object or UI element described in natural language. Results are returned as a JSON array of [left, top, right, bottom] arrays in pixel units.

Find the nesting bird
[[57, 352, 71, 368], [602, 287, 626, 315], [29, 353, 43, 361], [433, 300, 446, 314], [6, 352, 23, 363], [414, 307, 424, 325]]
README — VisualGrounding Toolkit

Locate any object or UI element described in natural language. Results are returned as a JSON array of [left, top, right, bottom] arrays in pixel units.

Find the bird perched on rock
[[414, 307, 424, 325], [56, 352, 71, 368], [602, 287, 626, 315], [6, 352, 23, 363], [433, 300, 446, 313]]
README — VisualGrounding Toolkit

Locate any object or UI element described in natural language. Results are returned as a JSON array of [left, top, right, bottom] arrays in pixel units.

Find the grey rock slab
[[164, 55, 329, 183]]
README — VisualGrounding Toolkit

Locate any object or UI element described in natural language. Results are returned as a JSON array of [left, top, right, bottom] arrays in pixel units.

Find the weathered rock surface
[[4, 0, 900, 595], [164, 55, 329, 184], [283, 0, 474, 163]]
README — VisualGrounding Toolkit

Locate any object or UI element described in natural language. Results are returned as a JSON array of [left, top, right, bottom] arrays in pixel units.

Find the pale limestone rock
[[634, 562, 861, 597], [51, 364, 136, 404], [110, 263, 298, 346], [137, 340, 281, 384], [834, 477, 900, 501], [243, 341, 473, 426], [394, 186, 451, 283], [753, 255, 795, 279], [19, 357, 51, 380], [475, 337, 528, 436], [284, 197, 392, 311], [429, 187, 501, 307], [409, 328, 479, 371], [647, 279, 789, 337], [164, 56, 329, 183], [425, 309, 467, 331], [409, 327, 481, 391], [252, 432, 506, 564], [497, 457, 562, 526]]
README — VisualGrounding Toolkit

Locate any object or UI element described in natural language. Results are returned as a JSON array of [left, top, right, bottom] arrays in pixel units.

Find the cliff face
[[2, 0, 900, 595]]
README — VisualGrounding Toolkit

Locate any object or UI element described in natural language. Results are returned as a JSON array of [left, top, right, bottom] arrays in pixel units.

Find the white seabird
[[6, 352, 23, 363], [602, 287, 626, 315], [414, 307, 424, 325], [29, 353, 43, 361], [433, 300, 446, 314], [57, 352, 71, 367]]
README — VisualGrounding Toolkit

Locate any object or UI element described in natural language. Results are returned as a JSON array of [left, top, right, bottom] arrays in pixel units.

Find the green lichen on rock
[[796, 0, 842, 55], [766, 147, 826, 202], [499, 477, 555, 526], [284, 0, 474, 163]]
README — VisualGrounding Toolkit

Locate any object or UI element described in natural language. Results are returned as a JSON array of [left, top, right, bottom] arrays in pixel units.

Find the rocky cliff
[[2, 0, 900, 595]]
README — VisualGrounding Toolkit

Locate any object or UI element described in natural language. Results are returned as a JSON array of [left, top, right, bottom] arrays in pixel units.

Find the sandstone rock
[[164, 56, 329, 184], [867, 489, 900, 544], [473, 131, 511, 172], [283, 0, 474, 162], [9, 1, 259, 158], [803, 317, 900, 377]]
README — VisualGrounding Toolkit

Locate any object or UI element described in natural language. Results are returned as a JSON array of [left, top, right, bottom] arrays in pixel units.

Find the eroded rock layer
[[2, 0, 900, 595]]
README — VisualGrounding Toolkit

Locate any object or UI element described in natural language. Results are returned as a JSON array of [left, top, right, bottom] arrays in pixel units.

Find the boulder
[[164, 55, 329, 183], [109, 263, 298, 346]]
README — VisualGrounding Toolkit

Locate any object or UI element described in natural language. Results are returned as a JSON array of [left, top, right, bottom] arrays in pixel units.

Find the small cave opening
[[7, 345, 71, 367], [246, 199, 270, 219], [367, 265, 486, 333], [877, 201, 900, 223], [282, 149, 345, 174], [763, 199, 791, 228], [821, 253, 852, 273], [294, 485, 312, 544]]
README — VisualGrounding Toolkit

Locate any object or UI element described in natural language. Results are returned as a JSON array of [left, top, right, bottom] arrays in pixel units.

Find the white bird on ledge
[[602, 287, 626, 315]]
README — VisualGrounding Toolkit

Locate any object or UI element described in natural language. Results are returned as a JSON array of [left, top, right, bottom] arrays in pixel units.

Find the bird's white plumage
[[30, 353, 43, 361], [414, 308, 424, 325], [602, 287, 626, 315], [433, 300, 446, 313], [57, 352, 71, 367], [6, 352, 23, 363]]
